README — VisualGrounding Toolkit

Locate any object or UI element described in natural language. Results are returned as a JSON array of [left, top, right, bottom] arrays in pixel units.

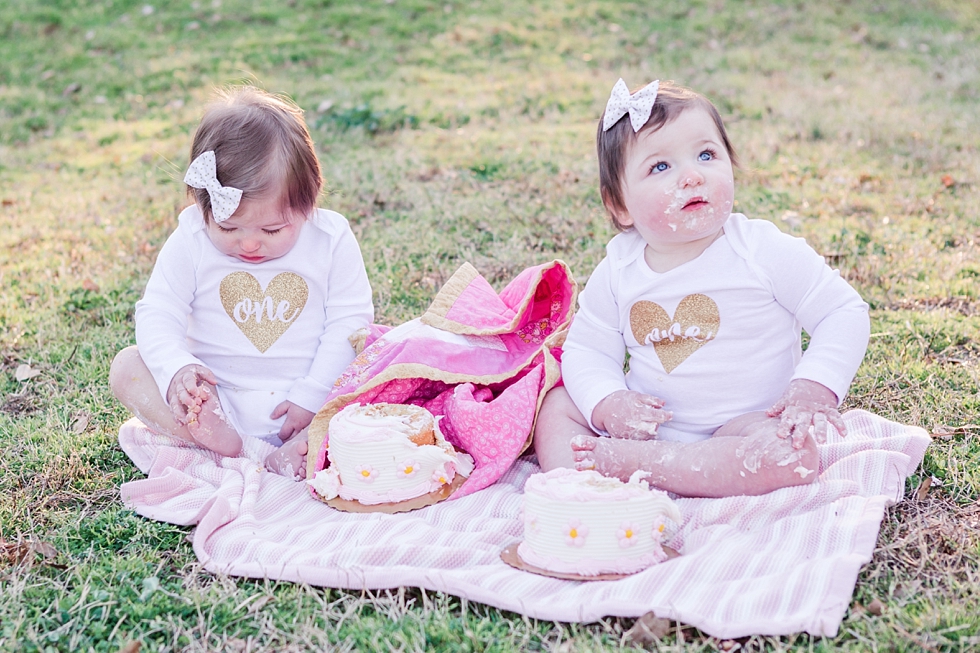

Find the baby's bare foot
[[186, 386, 243, 457], [571, 435, 650, 483], [570, 434, 598, 471], [265, 435, 309, 480]]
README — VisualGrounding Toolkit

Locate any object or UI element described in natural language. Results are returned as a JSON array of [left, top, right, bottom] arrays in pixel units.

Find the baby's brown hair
[[189, 86, 321, 222], [597, 80, 738, 230]]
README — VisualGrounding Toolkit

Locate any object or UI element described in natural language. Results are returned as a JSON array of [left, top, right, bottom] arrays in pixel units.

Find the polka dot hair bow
[[183, 150, 243, 222], [602, 78, 660, 133]]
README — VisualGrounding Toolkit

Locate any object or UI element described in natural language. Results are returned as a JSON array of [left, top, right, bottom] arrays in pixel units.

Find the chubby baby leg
[[110, 346, 183, 436], [720, 415, 820, 487], [264, 431, 309, 480], [571, 427, 817, 497], [533, 386, 600, 471], [548, 410, 818, 499], [109, 346, 242, 457], [534, 388, 819, 497]]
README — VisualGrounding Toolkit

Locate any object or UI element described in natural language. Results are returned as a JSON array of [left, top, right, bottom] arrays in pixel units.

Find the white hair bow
[[602, 78, 660, 133], [183, 150, 243, 222]]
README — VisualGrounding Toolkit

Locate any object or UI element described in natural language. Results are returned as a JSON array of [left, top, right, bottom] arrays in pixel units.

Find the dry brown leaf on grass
[[624, 611, 672, 646], [932, 424, 980, 436], [233, 592, 275, 614], [916, 476, 933, 501], [248, 595, 275, 614], [0, 539, 33, 567], [71, 411, 91, 434], [81, 278, 100, 292], [0, 537, 61, 570], [31, 540, 58, 559], [15, 364, 42, 382], [849, 597, 884, 618], [118, 641, 141, 653]]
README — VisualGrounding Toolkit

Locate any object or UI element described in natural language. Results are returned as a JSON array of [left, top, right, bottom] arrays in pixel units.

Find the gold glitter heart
[[629, 294, 720, 373], [219, 271, 309, 353]]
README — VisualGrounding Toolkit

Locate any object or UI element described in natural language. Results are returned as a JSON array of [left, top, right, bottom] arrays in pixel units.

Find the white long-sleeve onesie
[[562, 213, 870, 443], [135, 205, 374, 438]]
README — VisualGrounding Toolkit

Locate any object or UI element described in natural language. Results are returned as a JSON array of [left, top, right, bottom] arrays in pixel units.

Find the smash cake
[[517, 468, 682, 576], [308, 403, 473, 506]]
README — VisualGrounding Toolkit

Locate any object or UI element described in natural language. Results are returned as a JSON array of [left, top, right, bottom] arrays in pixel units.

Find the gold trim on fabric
[[519, 327, 567, 456], [420, 262, 481, 325], [421, 260, 578, 337]]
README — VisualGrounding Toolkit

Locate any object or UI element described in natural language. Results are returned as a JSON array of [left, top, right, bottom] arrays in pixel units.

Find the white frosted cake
[[308, 403, 473, 505], [517, 468, 682, 576]]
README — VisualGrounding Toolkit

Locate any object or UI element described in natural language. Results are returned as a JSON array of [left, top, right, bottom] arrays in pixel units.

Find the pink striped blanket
[[119, 409, 929, 638]]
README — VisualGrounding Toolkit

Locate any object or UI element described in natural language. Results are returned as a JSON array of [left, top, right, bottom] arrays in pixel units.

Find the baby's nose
[[680, 169, 705, 188], [240, 238, 261, 252]]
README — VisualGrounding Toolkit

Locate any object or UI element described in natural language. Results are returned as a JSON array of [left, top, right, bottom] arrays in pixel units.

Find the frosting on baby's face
[[616, 107, 735, 265]]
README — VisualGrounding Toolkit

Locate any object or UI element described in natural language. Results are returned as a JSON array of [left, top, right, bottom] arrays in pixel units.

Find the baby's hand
[[271, 401, 315, 442], [766, 379, 847, 448], [592, 390, 672, 440], [166, 364, 218, 426]]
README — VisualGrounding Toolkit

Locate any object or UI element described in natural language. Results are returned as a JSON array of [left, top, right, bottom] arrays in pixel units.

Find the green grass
[[2, 0, 979, 650]]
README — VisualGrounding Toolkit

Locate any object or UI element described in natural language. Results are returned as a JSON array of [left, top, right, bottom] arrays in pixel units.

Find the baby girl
[[534, 79, 870, 497], [110, 87, 373, 478]]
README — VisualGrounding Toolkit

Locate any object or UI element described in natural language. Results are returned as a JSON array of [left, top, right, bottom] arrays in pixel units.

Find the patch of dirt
[[887, 296, 979, 317], [868, 496, 980, 594], [1, 389, 40, 416], [925, 342, 979, 367]]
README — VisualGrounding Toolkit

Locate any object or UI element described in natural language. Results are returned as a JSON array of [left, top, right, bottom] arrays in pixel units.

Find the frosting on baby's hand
[[592, 390, 672, 440], [767, 379, 846, 448], [166, 364, 218, 426]]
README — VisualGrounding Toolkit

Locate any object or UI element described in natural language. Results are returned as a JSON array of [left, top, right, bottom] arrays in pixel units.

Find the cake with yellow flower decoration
[[517, 468, 682, 576], [307, 403, 473, 506]]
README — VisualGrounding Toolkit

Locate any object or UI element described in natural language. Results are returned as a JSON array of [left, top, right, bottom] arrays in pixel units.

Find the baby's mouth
[[681, 197, 709, 211]]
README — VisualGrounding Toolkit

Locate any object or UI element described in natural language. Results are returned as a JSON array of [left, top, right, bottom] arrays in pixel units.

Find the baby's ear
[[601, 192, 633, 230], [612, 209, 633, 229]]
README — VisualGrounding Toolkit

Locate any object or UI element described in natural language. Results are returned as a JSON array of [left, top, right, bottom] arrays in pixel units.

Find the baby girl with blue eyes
[[534, 79, 870, 498]]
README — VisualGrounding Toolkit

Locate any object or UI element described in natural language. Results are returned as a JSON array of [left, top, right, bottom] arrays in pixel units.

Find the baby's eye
[[217, 224, 236, 233], [263, 228, 282, 235], [651, 162, 669, 174], [698, 150, 715, 161]]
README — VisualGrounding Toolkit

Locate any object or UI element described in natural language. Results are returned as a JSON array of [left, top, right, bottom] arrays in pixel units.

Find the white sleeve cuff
[[286, 378, 332, 414]]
